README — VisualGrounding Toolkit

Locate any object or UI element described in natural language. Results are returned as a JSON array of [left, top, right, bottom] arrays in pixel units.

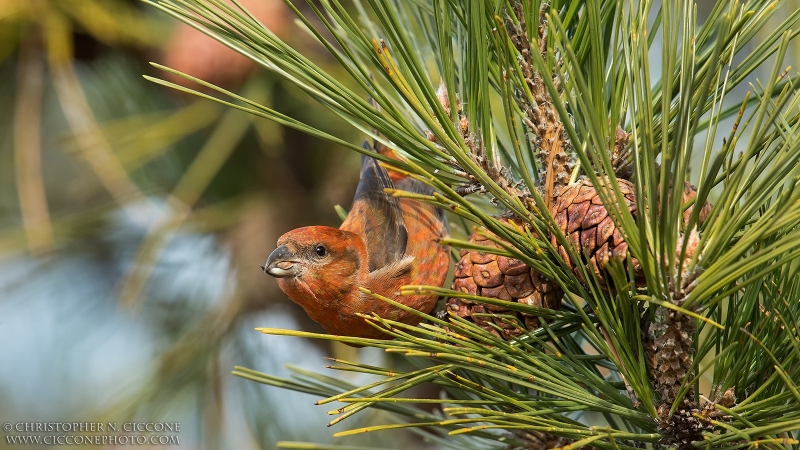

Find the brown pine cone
[[447, 220, 562, 339], [550, 178, 711, 285], [679, 181, 712, 227], [549, 178, 639, 284]]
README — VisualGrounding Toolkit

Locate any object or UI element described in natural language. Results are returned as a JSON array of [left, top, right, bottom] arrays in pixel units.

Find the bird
[[262, 140, 450, 339]]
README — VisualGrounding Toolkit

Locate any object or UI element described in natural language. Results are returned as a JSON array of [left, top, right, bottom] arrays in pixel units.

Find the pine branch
[[144, 0, 800, 448]]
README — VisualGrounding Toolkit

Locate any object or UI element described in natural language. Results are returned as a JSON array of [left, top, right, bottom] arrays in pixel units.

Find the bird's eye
[[315, 245, 327, 257]]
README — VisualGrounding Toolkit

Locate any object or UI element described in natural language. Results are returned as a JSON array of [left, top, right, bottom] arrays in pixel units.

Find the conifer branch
[[145, 0, 800, 448]]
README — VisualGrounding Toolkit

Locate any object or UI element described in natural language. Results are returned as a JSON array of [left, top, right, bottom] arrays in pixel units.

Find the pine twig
[[506, 1, 573, 203]]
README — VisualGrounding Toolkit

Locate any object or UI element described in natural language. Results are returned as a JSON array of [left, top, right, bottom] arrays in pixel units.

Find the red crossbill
[[262, 140, 450, 339]]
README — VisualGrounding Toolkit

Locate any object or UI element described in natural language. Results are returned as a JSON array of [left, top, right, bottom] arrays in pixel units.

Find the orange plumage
[[262, 140, 449, 339]]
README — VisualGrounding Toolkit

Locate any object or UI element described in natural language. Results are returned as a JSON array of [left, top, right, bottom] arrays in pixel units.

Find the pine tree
[[145, 0, 800, 448]]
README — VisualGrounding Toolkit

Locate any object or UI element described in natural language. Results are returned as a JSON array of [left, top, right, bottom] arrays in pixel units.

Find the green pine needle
[[150, 0, 800, 448]]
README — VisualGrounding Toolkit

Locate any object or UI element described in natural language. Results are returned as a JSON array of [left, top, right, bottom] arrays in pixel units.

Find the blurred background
[[0, 0, 432, 448], [0, 0, 799, 449]]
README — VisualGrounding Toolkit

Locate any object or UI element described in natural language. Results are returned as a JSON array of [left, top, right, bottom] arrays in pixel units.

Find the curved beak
[[262, 245, 299, 278]]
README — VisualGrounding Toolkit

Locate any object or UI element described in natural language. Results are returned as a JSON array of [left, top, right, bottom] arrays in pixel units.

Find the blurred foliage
[[0, 0, 433, 448]]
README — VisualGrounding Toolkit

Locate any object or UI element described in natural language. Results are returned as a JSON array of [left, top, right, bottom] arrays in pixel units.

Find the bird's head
[[263, 226, 375, 336], [263, 226, 367, 293]]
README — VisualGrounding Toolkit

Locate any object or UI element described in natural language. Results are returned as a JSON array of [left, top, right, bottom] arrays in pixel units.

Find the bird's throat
[[277, 275, 359, 331]]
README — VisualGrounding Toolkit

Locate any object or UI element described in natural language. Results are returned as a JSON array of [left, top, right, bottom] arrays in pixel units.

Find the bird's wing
[[393, 172, 449, 237], [340, 140, 408, 272], [370, 127, 448, 235]]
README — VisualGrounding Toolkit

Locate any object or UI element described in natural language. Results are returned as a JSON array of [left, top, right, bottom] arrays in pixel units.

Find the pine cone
[[649, 305, 695, 404], [550, 178, 711, 285], [549, 178, 639, 284], [679, 181, 712, 228], [448, 220, 562, 339]]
